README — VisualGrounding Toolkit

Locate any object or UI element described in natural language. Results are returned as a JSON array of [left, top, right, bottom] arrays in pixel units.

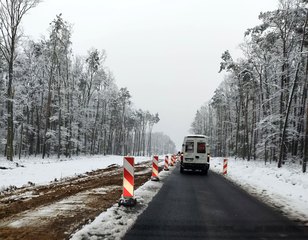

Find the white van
[[180, 135, 210, 175]]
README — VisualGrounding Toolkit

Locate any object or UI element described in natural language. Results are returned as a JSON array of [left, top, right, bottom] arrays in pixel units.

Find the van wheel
[[180, 166, 184, 173]]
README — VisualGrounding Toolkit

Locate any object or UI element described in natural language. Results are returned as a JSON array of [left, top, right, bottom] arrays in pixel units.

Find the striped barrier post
[[170, 155, 174, 167], [119, 156, 137, 207], [172, 155, 176, 164], [164, 155, 169, 171], [151, 155, 160, 181], [223, 158, 228, 175]]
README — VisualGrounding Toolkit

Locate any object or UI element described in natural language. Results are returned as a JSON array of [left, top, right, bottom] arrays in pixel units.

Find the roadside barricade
[[119, 156, 137, 207], [164, 155, 169, 171], [223, 158, 228, 175], [151, 155, 160, 181]]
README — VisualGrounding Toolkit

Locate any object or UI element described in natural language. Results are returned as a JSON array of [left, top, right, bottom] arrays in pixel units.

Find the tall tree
[[278, 7, 308, 167], [42, 14, 72, 159], [0, 0, 41, 160]]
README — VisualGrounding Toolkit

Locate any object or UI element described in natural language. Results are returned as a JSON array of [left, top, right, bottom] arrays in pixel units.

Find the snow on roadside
[[70, 166, 174, 240], [0, 155, 151, 191], [210, 157, 308, 224], [2, 155, 307, 237]]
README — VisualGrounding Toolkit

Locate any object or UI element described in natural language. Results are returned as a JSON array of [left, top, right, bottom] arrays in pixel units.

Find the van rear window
[[197, 142, 206, 153], [185, 142, 194, 153]]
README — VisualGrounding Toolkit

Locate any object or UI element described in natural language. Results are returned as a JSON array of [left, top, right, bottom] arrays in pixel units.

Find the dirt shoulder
[[0, 161, 154, 240]]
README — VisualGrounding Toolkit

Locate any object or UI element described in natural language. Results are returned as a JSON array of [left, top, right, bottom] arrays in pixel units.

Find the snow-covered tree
[[0, 12, 172, 159], [191, 0, 308, 171], [0, 0, 41, 160]]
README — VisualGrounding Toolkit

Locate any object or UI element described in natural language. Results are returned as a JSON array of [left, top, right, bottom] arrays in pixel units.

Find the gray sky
[[22, 0, 278, 149]]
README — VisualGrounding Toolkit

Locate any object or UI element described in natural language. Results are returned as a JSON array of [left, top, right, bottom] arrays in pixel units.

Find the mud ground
[[0, 161, 155, 240]]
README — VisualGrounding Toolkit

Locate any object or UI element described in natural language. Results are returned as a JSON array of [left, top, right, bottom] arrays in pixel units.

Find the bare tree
[[278, 9, 308, 168], [0, 0, 41, 160]]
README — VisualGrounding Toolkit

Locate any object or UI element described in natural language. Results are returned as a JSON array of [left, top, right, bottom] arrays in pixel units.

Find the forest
[[0, 0, 176, 161], [191, 0, 308, 172]]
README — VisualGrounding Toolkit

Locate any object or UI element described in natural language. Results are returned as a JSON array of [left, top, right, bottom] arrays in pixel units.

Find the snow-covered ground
[[1, 155, 307, 239], [0, 154, 170, 239], [210, 157, 308, 224], [70, 167, 173, 240], [0, 155, 151, 191]]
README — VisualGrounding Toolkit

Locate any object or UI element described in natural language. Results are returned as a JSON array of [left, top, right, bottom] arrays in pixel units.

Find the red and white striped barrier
[[164, 155, 169, 171], [169, 155, 174, 167], [119, 156, 137, 206], [223, 158, 228, 175], [171, 155, 176, 165], [151, 155, 160, 181]]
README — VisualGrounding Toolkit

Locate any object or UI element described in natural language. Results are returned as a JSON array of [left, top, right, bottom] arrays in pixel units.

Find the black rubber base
[[151, 176, 160, 181], [118, 197, 137, 207]]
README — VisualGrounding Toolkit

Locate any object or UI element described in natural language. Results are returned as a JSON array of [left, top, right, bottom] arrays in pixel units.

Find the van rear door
[[184, 141, 194, 162], [196, 141, 206, 163]]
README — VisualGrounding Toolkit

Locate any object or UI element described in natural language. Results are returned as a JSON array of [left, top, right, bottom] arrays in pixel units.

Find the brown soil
[[0, 161, 155, 240]]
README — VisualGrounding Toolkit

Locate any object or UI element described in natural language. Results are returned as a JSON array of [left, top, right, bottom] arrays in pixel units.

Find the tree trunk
[[43, 74, 52, 159], [278, 10, 308, 168], [303, 35, 308, 173], [6, 60, 14, 161], [303, 100, 308, 173], [18, 122, 23, 160]]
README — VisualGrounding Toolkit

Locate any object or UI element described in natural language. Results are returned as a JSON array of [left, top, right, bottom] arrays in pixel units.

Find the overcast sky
[[22, 0, 278, 149]]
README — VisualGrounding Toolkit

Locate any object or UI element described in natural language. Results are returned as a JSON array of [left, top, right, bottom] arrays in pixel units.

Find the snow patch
[[70, 168, 174, 240], [0, 155, 151, 191]]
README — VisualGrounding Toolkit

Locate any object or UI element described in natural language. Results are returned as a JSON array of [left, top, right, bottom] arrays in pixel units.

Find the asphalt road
[[123, 165, 308, 240]]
